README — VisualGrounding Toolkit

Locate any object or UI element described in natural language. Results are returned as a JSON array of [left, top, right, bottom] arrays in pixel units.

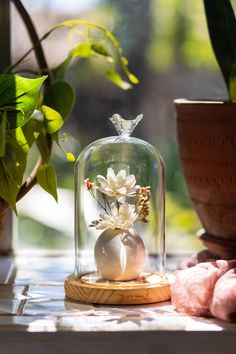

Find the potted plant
[[0, 0, 138, 249], [175, 0, 236, 258]]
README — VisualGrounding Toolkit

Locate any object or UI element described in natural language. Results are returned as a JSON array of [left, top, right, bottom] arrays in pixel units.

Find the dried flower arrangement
[[84, 167, 151, 230]]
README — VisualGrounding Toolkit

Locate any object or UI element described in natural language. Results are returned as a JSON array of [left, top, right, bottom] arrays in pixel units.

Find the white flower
[[97, 167, 137, 203], [94, 203, 138, 230]]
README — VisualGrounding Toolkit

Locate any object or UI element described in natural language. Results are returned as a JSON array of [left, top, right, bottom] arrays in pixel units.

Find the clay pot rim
[[174, 98, 234, 105]]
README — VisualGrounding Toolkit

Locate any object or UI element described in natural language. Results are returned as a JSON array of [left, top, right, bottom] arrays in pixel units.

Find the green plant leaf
[[105, 70, 132, 90], [71, 43, 94, 57], [70, 42, 114, 63], [41, 105, 64, 134], [14, 127, 30, 153], [22, 117, 43, 148], [1, 142, 26, 186], [52, 56, 72, 81], [0, 161, 19, 213], [44, 81, 74, 120], [0, 74, 47, 129], [203, 0, 236, 92], [52, 43, 112, 81], [91, 43, 113, 61], [0, 112, 7, 157], [37, 164, 58, 202], [36, 132, 51, 164]]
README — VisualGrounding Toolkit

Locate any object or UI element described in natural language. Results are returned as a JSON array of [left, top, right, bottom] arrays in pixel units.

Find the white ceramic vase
[[94, 228, 146, 281]]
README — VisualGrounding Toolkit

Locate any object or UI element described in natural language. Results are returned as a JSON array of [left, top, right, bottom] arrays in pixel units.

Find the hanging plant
[[0, 0, 138, 216]]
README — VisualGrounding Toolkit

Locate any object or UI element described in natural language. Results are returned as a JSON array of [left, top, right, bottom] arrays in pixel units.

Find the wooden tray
[[64, 272, 171, 305]]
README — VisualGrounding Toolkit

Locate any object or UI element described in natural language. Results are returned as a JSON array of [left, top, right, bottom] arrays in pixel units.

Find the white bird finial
[[109, 113, 143, 137]]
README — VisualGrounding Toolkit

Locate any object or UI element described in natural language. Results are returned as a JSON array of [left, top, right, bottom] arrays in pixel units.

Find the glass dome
[[74, 114, 166, 283]]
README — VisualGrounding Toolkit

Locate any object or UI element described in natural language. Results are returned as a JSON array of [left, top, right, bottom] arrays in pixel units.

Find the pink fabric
[[171, 260, 236, 318], [177, 250, 219, 270], [210, 268, 236, 322]]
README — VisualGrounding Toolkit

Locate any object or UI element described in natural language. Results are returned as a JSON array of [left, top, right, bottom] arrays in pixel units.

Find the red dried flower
[[84, 178, 94, 190]]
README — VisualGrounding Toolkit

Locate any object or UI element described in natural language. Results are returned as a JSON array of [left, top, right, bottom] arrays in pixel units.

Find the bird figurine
[[109, 113, 143, 137]]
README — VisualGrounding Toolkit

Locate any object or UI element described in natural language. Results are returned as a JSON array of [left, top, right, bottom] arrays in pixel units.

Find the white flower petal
[[95, 201, 138, 230], [126, 191, 137, 197], [97, 167, 138, 203], [125, 174, 136, 188], [110, 203, 118, 217], [97, 175, 108, 186], [116, 170, 126, 186], [107, 167, 116, 179], [117, 196, 126, 203], [117, 187, 127, 195]]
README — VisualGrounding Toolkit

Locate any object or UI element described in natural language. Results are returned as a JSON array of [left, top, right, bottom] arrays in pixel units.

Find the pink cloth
[[171, 260, 236, 319], [177, 250, 219, 270], [210, 268, 236, 322]]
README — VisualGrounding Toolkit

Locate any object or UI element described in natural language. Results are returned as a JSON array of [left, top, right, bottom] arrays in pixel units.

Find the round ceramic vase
[[94, 228, 146, 281]]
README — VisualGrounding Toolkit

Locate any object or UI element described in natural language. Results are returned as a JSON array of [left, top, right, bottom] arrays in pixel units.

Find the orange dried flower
[[84, 178, 95, 190]]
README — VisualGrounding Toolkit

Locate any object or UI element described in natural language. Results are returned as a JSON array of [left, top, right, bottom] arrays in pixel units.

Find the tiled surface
[[0, 285, 25, 315], [14, 256, 74, 285], [1, 255, 236, 334]]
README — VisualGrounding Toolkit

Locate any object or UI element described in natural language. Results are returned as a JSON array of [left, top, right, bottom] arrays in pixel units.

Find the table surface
[[1, 253, 236, 354]]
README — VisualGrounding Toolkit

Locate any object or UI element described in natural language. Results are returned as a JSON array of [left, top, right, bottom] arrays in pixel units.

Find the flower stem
[[90, 190, 108, 214]]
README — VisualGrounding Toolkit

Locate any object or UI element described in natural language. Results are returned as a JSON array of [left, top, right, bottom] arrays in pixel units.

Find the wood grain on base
[[64, 273, 171, 305]]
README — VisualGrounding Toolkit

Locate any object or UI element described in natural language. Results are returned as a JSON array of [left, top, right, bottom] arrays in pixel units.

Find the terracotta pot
[[175, 99, 236, 258]]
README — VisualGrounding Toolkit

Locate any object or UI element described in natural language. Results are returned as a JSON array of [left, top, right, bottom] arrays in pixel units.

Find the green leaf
[[71, 43, 94, 57], [203, 0, 236, 92], [52, 56, 72, 81], [70, 42, 114, 63], [22, 117, 43, 148], [1, 142, 26, 186], [44, 81, 74, 120], [0, 74, 47, 129], [0, 112, 7, 157], [0, 161, 19, 213], [105, 70, 132, 90], [36, 132, 51, 164], [91, 43, 110, 57], [37, 164, 58, 202], [41, 105, 64, 134], [14, 127, 30, 153]]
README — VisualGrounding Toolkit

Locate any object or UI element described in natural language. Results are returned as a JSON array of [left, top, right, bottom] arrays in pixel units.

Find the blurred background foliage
[[12, 0, 236, 252]]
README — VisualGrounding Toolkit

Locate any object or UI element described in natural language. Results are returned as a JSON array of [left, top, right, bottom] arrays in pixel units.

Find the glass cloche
[[73, 114, 166, 287]]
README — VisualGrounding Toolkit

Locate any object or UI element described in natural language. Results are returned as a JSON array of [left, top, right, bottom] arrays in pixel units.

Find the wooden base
[[64, 272, 171, 305]]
